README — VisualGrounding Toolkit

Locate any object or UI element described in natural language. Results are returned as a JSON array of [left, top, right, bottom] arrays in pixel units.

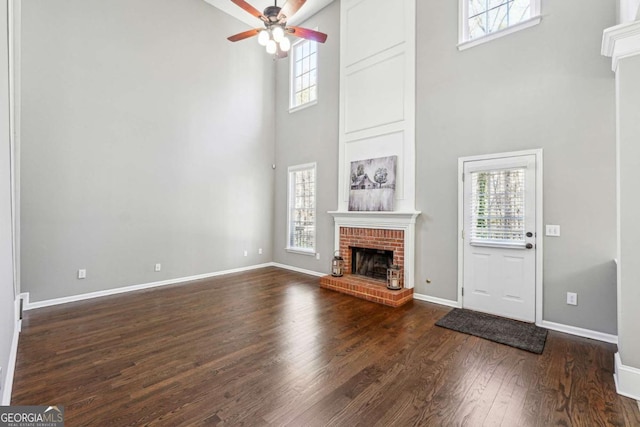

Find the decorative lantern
[[387, 265, 402, 290], [331, 251, 344, 277]]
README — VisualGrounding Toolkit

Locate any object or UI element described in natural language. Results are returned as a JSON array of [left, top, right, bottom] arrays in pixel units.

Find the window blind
[[470, 168, 525, 244]]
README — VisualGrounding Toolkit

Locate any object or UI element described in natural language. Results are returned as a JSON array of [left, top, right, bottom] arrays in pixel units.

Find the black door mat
[[435, 308, 548, 354]]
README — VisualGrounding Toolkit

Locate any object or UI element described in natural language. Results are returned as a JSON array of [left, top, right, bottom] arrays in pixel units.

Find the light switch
[[546, 225, 560, 237]]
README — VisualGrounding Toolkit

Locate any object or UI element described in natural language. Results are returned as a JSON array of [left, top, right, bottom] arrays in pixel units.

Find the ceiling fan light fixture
[[266, 39, 277, 54], [272, 25, 285, 42], [226, 0, 328, 59], [257, 29, 270, 46], [279, 37, 291, 52]]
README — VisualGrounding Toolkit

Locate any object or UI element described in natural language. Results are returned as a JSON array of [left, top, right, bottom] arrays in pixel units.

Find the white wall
[[336, 0, 416, 213], [414, 0, 618, 334], [0, 0, 17, 404], [618, 54, 640, 368], [278, 0, 619, 335], [20, 0, 276, 302], [273, 1, 340, 273], [18, 0, 621, 340]]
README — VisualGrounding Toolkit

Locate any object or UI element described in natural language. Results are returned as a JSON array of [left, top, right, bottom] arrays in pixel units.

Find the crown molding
[[602, 20, 640, 71]]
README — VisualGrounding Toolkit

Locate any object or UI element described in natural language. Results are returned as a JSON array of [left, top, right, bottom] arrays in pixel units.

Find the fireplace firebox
[[351, 247, 394, 281]]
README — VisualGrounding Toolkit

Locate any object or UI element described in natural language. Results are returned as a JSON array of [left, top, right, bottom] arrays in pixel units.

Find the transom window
[[290, 39, 318, 111], [287, 163, 316, 254], [459, 0, 541, 49], [470, 168, 525, 245]]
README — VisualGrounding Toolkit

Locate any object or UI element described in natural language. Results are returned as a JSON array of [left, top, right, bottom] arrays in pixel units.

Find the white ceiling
[[204, 0, 335, 28]]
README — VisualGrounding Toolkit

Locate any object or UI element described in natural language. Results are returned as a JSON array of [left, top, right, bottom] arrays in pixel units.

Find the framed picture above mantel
[[349, 156, 397, 211]]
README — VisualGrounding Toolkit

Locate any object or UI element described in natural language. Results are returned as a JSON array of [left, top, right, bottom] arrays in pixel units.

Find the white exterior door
[[462, 154, 537, 322]]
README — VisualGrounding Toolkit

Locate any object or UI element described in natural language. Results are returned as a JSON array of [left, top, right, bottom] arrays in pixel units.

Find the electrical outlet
[[546, 225, 561, 237], [258, 248, 263, 255], [316, 253, 320, 260], [154, 263, 161, 272], [78, 269, 86, 279], [243, 250, 248, 257], [567, 292, 578, 306]]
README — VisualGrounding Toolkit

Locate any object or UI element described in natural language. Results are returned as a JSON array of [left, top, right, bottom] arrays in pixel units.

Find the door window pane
[[470, 168, 526, 244]]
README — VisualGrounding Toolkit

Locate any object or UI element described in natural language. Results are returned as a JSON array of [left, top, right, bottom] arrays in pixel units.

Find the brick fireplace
[[320, 212, 420, 307], [328, 0, 418, 306], [339, 227, 404, 283]]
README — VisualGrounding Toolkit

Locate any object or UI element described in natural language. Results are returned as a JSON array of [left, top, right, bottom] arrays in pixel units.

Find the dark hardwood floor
[[11, 267, 640, 426]]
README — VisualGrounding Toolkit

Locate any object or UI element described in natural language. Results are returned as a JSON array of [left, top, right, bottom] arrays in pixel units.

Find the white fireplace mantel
[[329, 210, 421, 288], [328, 211, 421, 228]]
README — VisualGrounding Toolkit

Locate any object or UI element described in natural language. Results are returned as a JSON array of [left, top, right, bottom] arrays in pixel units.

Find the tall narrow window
[[287, 163, 316, 254], [470, 168, 525, 246], [459, 0, 541, 48], [290, 38, 318, 111]]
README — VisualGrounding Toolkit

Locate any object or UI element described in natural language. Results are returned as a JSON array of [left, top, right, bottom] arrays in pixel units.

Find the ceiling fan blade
[[230, 0, 267, 22], [277, 0, 306, 20], [287, 26, 328, 43], [227, 28, 261, 42]]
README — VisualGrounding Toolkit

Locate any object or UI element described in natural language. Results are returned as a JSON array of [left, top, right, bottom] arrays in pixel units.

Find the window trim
[[458, 0, 541, 51], [286, 162, 317, 255], [288, 36, 319, 113]]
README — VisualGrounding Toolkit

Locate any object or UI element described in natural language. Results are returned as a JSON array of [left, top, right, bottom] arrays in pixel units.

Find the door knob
[[526, 232, 533, 237], [526, 243, 534, 249]]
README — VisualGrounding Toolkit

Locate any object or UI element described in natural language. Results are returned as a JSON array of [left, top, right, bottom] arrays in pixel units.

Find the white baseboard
[[413, 292, 461, 308], [614, 352, 640, 401], [2, 299, 21, 405], [539, 320, 618, 344], [24, 263, 274, 310], [270, 262, 326, 277]]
